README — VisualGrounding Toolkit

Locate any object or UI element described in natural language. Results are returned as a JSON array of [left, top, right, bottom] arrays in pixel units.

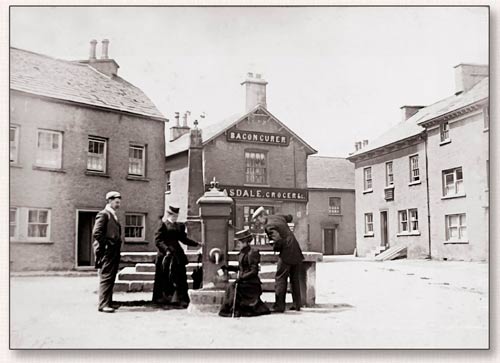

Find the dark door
[[77, 211, 98, 267], [323, 228, 336, 255], [380, 211, 388, 247]]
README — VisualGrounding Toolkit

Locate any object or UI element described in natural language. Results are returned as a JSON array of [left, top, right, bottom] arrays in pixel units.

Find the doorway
[[77, 211, 98, 268], [380, 211, 388, 247], [323, 228, 336, 255]]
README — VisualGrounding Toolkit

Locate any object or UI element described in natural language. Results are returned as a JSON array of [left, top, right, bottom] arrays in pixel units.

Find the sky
[[9, 6, 488, 157]]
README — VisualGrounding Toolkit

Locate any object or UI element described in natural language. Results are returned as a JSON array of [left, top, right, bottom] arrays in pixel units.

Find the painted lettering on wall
[[226, 129, 289, 146], [205, 184, 308, 202]]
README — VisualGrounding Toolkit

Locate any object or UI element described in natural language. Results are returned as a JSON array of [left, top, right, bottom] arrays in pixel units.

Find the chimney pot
[[101, 39, 110, 60], [256, 73, 261, 79], [363, 140, 369, 147], [89, 39, 97, 60], [247, 72, 254, 78], [174, 112, 180, 126]]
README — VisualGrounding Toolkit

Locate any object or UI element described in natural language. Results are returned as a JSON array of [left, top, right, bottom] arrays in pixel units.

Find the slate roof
[[166, 105, 317, 157], [10, 47, 166, 120], [348, 77, 488, 158], [307, 156, 355, 190]]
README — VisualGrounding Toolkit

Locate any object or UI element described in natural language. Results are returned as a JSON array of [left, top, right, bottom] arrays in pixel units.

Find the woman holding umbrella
[[218, 229, 270, 318]]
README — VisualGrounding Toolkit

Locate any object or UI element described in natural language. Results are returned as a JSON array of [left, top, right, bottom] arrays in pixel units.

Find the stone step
[[117, 267, 155, 281]]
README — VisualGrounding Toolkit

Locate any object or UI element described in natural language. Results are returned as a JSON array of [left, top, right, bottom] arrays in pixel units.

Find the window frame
[[445, 213, 467, 243], [440, 121, 450, 143], [242, 205, 274, 245], [385, 161, 394, 187], [87, 136, 108, 173], [398, 208, 419, 234], [35, 129, 63, 169], [244, 149, 268, 185], [165, 170, 171, 193], [128, 144, 146, 177], [124, 213, 147, 242], [26, 208, 51, 242], [10, 125, 20, 164], [328, 197, 341, 215], [409, 154, 420, 183], [363, 167, 373, 192], [10, 207, 18, 240], [364, 213, 374, 236], [442, 167, 464, 197]]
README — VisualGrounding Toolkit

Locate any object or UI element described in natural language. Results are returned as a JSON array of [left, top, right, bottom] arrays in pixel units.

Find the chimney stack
[[241, 72, 268, 112], [101, 39, 110, 59], [454, 63, 488, 95], [82, 39, 119, 77], [400, 105, 425, 121], [354, 141, 362, 151], [170, 111, 191, 142], [89, 39, 97, 60]]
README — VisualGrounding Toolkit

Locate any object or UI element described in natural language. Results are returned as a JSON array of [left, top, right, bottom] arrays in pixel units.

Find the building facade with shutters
[[9, 43, 167, 271], [347, 63, 488, 261], [165, 73, 317, 251], [306, 156, 356, 255]]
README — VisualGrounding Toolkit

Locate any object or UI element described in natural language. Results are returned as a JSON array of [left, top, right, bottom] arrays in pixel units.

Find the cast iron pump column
[[197, 178, 233, 288]]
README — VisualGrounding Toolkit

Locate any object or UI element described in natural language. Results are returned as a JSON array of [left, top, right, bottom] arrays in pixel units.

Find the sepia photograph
[[6, 4, 489, 351]]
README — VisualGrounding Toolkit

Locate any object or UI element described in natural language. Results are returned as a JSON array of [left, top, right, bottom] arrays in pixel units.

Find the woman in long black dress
[[218, 229, 270, 317]]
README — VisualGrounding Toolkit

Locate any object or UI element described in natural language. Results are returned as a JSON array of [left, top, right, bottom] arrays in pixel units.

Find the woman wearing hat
[[152, 205, 203, 308], [218, 229, 270, 318]]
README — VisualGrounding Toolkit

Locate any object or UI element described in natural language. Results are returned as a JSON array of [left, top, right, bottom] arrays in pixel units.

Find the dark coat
[[92, 209, 122, 268], [154, 220, 199, 265], [264, 214, 304, 265]]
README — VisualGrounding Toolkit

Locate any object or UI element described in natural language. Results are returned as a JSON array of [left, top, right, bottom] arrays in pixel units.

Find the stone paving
[[9, 257, 488, 349]]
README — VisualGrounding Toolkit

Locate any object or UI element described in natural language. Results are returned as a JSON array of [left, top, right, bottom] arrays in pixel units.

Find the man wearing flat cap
[[252, 206, 304, 313], [152, 205, 204, 308], [92, 191, 123, 313]]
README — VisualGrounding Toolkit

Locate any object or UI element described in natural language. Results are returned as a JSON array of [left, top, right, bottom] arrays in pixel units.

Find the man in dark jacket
[[252, 206, 304, 312], [152, 205, 203, 308], [93, 191, 123, 313]]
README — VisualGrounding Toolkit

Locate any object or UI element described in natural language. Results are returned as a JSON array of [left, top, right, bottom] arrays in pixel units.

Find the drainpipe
[[424, 132, 432, 259]]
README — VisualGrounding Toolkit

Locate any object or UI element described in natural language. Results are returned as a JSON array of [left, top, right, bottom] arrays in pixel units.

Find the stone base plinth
[[187, 289, 225, 314]]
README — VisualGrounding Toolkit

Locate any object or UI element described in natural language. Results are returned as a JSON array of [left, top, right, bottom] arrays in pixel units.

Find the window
[[398, 209, 419, 233], [409, 155, 420, 183], [36, 130, 63, 169], [328, 197, 341, 215], [165, 171, 171, 193], [484, 106, 489, 130], [445, 214, 467, 242], [87, 137, 107, 172], [386, 161, 394, 186], [27, 208, 50, 241], [245, 151, 267, 184], [10, 125, 19, 164], [10, 208, 17, 239], [440, 121, 450, 142], [364, 213, 373, 235], [129, 145, 146, 176], [125, 214, 146, 241], [243, 206, 274, 245], [363, 167, 372, 191], [443, 167, 464, 196]]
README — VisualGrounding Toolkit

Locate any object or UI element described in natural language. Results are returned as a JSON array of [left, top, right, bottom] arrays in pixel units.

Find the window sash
[[386, 162, 394, 186], [243, 206, 274, 244], [364, 167, 372, 190], [245, 151, 267, 184], [328, 198, 341, 215], [446, 214, 467, 241], [87, 138, 107, 172], [129, 146, 145, 176], [125, 214, 145, 240], [365, 213, 373, 234], [10, 126, 19, 163], [26, 208, 50, 240], [10, 208, 17, 238], [440, 122, 450, 142], [165, 171, 171, 192], [410, 156, 419, 182], [443, 168, 464, 196], [36, 130, 62, 168]]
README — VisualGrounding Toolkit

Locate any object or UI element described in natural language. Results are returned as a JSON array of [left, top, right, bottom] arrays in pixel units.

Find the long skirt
[[218, 280, 270, 317]]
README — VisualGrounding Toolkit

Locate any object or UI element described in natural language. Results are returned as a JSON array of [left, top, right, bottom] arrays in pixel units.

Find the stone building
[[165, 73, 317, 250], [9, 42, 167, 270], [347, 63, 488, 261], [306, 156, 355, 255]]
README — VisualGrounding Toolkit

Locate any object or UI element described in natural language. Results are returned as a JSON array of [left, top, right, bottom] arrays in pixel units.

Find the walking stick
[[232, 271, 240, 318]]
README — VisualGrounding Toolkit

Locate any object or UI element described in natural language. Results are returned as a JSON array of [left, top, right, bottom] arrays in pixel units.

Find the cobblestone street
[[10, 257, 488, 349]]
